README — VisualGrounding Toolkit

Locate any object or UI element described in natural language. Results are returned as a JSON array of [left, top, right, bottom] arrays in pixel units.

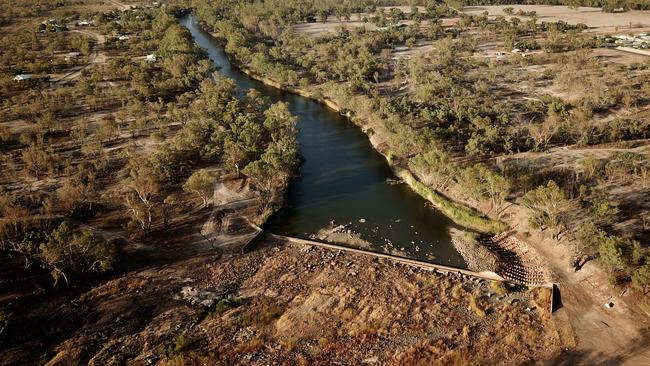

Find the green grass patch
[[397, 169, 508, 235], [209, 298, 241, 318], [490, 281, 508, 297], [164, 335, 191, 359], [233, 302, 284, 328]]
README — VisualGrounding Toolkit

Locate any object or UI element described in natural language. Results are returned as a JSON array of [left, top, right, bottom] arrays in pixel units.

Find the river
[[180, 15, 466, 267]]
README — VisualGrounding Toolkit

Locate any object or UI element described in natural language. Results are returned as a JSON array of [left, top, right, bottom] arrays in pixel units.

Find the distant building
[[77, 20, 91, 26], [65, 52, 80, 61], [13, 74, 32, 82], [118, 35, 130, 41], [602, 33, 650, 50], [145, 54, 157, 62], [38, 18, 63, 33], [614, 35, 635, 41], [376, 22, 407, 32]]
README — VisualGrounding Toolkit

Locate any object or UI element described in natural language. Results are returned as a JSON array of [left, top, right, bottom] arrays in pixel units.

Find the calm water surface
[[180, 15, 466, 267]]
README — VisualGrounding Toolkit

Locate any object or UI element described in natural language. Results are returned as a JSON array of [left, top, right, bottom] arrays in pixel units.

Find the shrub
[[490, 281, 508, 297], [451, 284, 464, 300], [39, 222, 116, 286], [632, 265, 650, 295], [211, 298, 241, 317], [598, 235, 635, 283], [164, 335, 191, 359], [0, 309, 11, 336], [468, 293, 486, 317], [0, 125, 11, 145]]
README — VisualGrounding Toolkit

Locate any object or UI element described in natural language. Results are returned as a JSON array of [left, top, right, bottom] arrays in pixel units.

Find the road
[[616, 46, 650, 58], [528, 229, 650, 365], [53, 30, 107, 84]]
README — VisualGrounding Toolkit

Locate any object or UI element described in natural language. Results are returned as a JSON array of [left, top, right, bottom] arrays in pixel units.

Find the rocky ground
[[449, 228, 499, 273], [314, 222, 374, 250], [1, 227, 565, 365]]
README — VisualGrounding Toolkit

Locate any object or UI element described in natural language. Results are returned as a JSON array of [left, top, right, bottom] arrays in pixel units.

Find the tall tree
[[458, 164, 511, 213], [518, 180, 571, 238], [183, 169, 214, 208], [125, 158, 161, 232], [40, 222, 115, 286]]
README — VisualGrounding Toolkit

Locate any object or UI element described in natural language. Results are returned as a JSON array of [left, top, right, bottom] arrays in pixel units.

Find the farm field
[[462, 5, 650, 33]]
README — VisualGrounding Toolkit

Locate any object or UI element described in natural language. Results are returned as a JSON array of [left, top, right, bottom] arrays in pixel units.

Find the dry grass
[[0, 224, 563, 365], [188, 243, 562, 364], [461, 5, 650, 34], [491, 281, 509, 297]]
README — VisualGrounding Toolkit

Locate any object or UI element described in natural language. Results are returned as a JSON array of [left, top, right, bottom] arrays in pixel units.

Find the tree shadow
[[0, 205, 257, 364], [552, 283, 563, 312]]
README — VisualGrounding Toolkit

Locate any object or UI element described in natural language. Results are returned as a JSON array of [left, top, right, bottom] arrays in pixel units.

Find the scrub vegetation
[[182, 0, 650, 295], [1, 2, 298, 362], [1, 0, 649, 364], [0, 1, 297, 283], [175, 0, 650, 361]]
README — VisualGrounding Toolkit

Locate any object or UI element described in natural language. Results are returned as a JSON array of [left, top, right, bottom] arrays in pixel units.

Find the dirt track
[[53, 30, 106, 84], [106, 0, 134, 11], [524, 228, 650, 365]]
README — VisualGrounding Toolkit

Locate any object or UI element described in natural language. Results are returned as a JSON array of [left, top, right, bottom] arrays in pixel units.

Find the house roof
[[13, 74, 32, 81]]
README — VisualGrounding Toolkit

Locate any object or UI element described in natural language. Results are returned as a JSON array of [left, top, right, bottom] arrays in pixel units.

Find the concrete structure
[[263, 233, 509, 283]]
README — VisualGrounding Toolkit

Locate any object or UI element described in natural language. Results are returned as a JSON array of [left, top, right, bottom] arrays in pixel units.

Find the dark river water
[[180, 15, 466, 267]]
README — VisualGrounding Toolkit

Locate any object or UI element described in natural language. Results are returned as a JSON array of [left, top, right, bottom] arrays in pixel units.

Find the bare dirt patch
[[0, 229, 565, 365], [294, 15, 378, 37], [294, 7, 428, 38], [593, 47, 650, 64], [461, 5, 650, 34]]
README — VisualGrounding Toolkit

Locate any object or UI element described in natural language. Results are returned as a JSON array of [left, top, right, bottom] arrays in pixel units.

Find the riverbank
[[230, 61, 507, 235], [232, 61, 650, 363], [185, 14, 472, 267], [449, 228, 499, 273], [192, 10, 650, 364]]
